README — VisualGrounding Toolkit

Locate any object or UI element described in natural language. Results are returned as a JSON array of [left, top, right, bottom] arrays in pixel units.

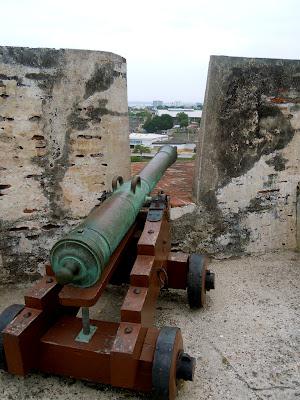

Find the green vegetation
[[178, 155, 196, 161], [143, 114, 173, 132], [128, 108, 152, 120], [176, 112, 189, 127], [133, 144, 151, 154], [131, 156, 151, 162], [135, 109, 152, 119]]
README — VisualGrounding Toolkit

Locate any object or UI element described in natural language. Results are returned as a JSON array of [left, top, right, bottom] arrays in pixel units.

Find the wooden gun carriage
[[0, 146, 215, 399]]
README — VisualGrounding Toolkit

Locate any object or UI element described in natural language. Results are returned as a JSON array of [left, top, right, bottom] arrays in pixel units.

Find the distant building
[[166, 101, 183, 107], [153, 100, 163, 108], [129, 133, 168, 149], [156, 108, 202, 122]]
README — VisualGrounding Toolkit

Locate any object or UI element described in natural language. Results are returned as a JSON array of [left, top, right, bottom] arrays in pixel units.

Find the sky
[[1, 0, 299, 103]]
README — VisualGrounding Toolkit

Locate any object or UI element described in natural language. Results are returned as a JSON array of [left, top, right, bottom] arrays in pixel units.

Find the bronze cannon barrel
[[50, 145, 177, 287]]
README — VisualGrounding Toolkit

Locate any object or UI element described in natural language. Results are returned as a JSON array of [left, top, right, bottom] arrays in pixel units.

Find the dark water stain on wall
[[266, 154, 288, 171], [84, 62, 126, 99], [0, 73, 24, 86], [0, 46, 62, 68], [217, 65, 295, 187], [171, 203, 251, 257], [0, 219, 75, 283], [68, 105, 90, 131], [25, 72, 62, 91], [32, 133, 72, 220], [69, 99, 127, 131]]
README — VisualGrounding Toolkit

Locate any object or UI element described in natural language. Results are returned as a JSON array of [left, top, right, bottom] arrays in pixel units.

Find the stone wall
[[0, 46, 130, 282], [172, 56, 300, 257]]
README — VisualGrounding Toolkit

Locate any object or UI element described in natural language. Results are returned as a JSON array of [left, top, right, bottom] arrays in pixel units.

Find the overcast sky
[[1, 0, 299, 102]]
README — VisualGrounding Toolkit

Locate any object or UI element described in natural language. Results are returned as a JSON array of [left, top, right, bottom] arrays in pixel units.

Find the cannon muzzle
[[50, 145, 177, 287]]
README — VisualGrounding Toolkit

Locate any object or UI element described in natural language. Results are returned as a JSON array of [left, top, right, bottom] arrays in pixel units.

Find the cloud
[[1, 0, 299, 101]]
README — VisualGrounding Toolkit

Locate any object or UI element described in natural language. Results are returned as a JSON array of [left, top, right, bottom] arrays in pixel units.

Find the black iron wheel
[[187, 253, 208, 309], [152, 327, 183, 400], [0, 304, 24, 370]]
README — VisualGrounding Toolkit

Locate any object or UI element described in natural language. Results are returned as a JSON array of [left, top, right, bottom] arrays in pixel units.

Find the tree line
[[143, 112, 189, 133]]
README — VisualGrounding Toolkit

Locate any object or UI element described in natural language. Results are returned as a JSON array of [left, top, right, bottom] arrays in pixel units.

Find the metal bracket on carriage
[[147, 192, 169, 222]]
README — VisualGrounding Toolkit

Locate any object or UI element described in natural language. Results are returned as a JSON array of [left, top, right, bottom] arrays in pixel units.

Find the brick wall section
[[173, 56, 300, 257], [0, 46, 130, 282]]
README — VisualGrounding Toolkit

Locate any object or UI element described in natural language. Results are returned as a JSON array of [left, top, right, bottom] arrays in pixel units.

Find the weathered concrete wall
[[0, 46, 130, 282], [173, 56, 300, 257]]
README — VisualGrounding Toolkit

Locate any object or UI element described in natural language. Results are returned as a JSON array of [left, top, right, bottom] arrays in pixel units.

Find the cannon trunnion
[[0, 146, 215, 400]]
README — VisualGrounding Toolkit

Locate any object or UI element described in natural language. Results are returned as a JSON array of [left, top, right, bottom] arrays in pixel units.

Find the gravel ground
[[0, 250, 299, 400]]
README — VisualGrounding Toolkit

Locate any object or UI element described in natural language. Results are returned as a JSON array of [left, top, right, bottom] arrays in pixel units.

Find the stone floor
[[0, 250, 299, 400]]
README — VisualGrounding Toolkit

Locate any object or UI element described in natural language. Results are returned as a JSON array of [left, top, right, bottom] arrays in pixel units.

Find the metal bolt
[[124, 326, 133, 334], [23, 312, 32, 318], [148, 229, 154, 234], [205, 270, 215, 291], [46, 277, 53, 283], [133, 288, 141, 294], [176, 352, 196, 381], [82, 307, 91, 335]]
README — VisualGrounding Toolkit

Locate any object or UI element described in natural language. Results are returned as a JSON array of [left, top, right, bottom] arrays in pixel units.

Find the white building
[[156, 109, 202, 120], [166, 101, 183, 107], [153, 100, 163, 108], [129, 133, 168, 149]]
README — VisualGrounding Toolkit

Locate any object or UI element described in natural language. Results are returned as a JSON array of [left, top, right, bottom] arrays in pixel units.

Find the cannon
[[51, 145, 177, 287], [0, 146, 215, 400]]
